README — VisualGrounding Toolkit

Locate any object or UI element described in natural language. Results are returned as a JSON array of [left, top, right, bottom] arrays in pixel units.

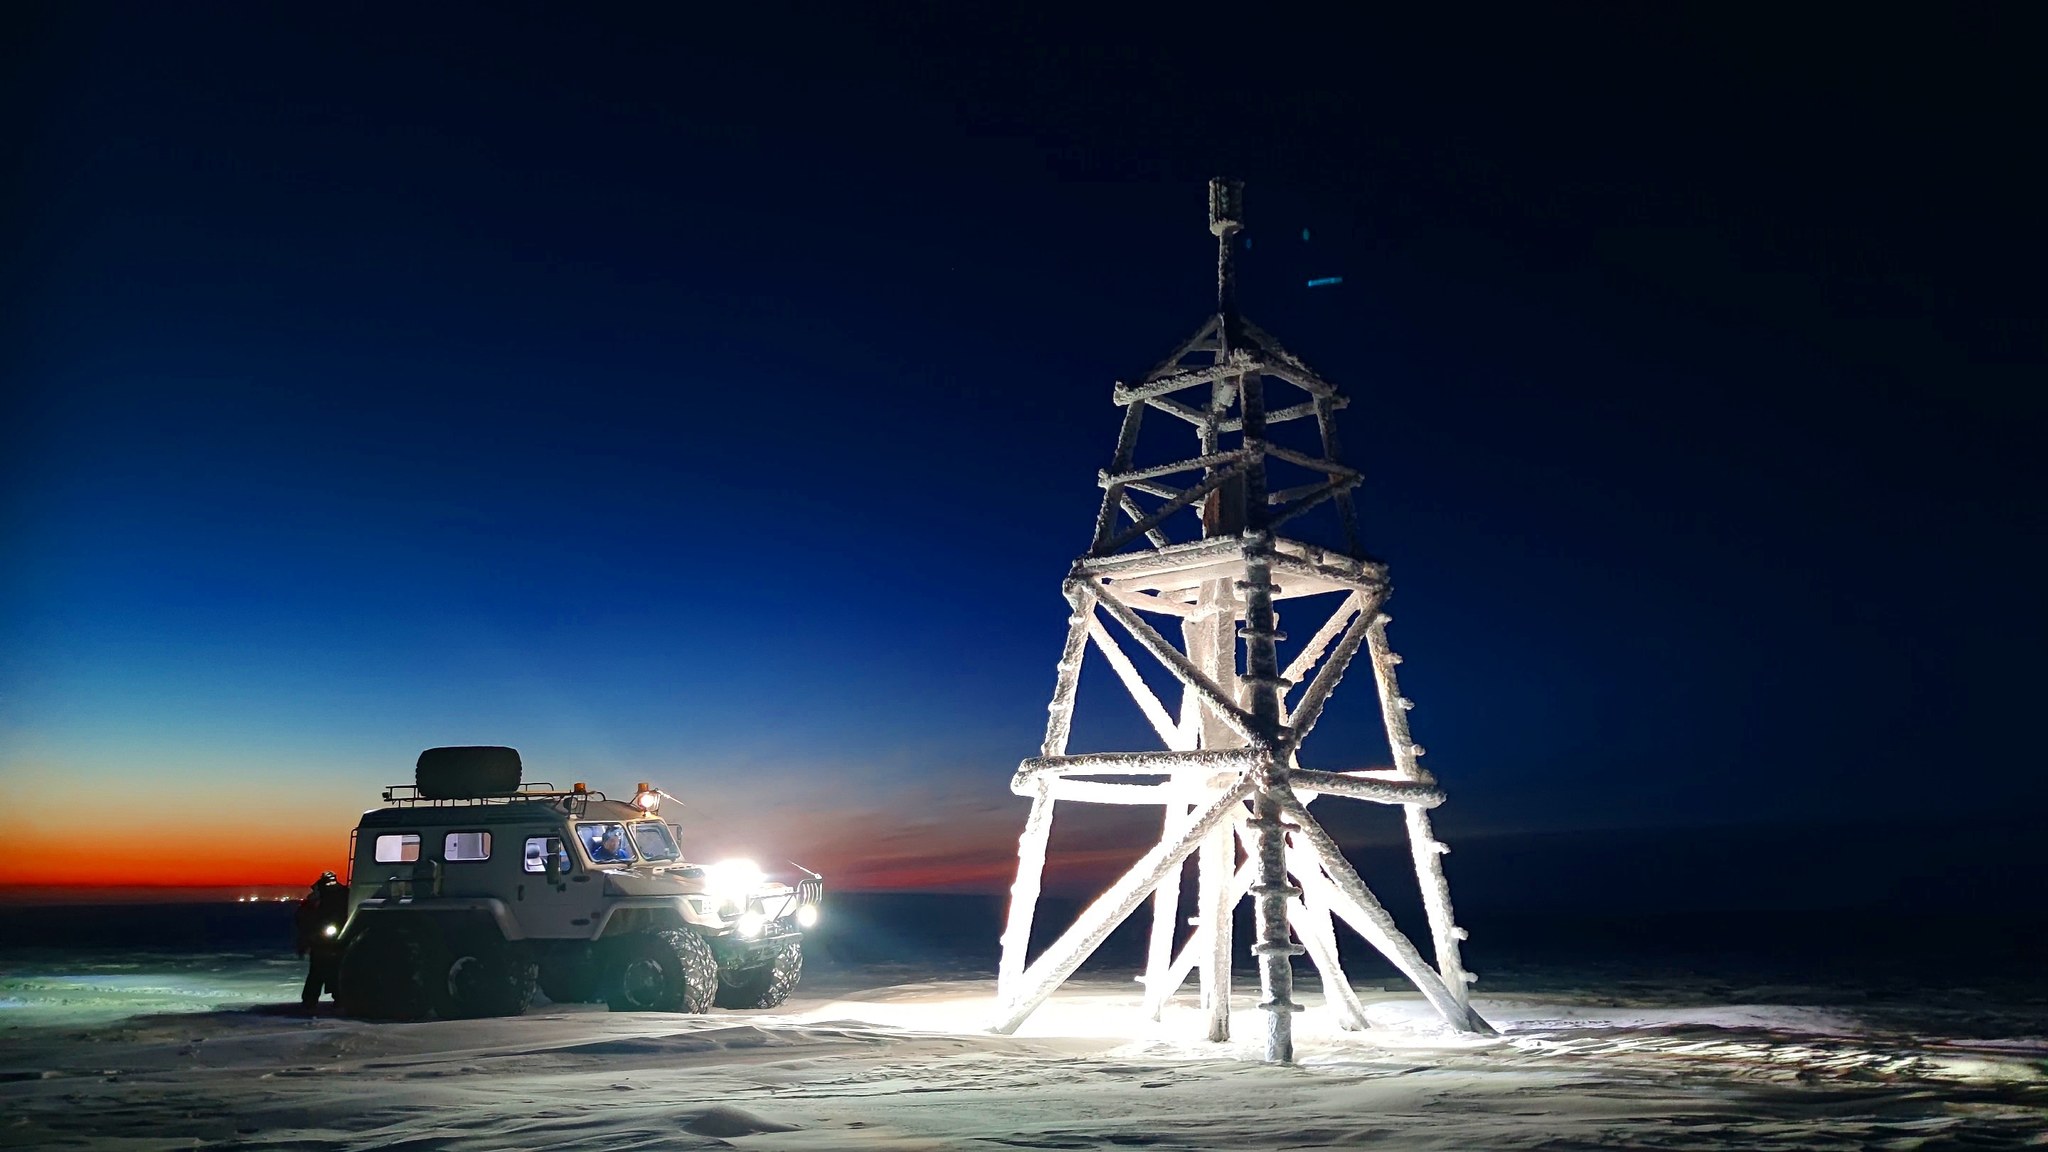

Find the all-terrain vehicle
[[335, 746, 822, 1020]]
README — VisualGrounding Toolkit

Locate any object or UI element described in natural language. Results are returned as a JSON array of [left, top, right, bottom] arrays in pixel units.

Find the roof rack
[[378, 782, 610, 807]]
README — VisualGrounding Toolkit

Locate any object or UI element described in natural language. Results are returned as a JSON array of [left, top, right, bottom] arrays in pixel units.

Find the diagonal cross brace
[[1085, 613, 1188, 750], [1098, 464, 1245, 556], [1137, 315, 1221, 385], [1280, 591, 1381, 755], [991, 775, 1258, 1035], [1264, 442, 1357, 478], [1094, 590, 1262, 747], [1142, 843, 1256, 1019], [1267, 475, 1362, 534], [1116, 491, 1173, 550], [1291, 875, 1372, 1032], [1143, 395, 1212, 426], [1280, 592, 1364, 715], [1277, 791, 1493, 1035]]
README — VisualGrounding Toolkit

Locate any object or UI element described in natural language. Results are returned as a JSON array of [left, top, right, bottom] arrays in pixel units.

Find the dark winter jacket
[[294, 879, 349, 956]]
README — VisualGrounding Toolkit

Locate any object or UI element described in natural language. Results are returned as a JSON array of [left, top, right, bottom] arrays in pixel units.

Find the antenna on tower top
[[1208, 177, 1244, 321], [1207, 177, 1244, 236]]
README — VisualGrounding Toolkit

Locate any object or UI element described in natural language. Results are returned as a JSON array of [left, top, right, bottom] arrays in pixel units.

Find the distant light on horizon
[[1307, 276, 1343, 288]]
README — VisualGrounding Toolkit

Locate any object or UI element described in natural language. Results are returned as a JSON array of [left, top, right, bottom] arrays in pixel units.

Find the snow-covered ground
[[3, 949, 2043, 1150]]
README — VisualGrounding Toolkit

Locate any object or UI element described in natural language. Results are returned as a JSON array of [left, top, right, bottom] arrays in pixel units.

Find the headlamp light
[[706, 858, 763, 906]]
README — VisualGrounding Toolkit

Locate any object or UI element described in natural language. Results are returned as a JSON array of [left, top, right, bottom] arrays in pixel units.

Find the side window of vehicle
[[444, 831, 491, 861], [523, 836, 569, 874], [373, 833, 420, 864]]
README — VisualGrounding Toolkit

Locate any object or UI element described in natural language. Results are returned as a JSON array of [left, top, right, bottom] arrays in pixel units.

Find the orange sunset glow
[[0, 764, 1160, 903], [0, 814, 349, 893]]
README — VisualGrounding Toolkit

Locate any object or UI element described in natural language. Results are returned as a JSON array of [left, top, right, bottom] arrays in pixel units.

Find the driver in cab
[[589, 825, 633, 862]]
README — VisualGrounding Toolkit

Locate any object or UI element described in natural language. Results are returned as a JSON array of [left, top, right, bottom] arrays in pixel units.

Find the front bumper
[[706, 925, 802, 968], [704, 878, 822, 969]]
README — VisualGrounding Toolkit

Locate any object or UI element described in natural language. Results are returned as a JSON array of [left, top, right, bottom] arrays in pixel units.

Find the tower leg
[[998, 785, 1055, 1000], [1404, 808, 1470, 1007], [1198, 821, 1233, 1040], [1239, 532, 1301, 1063], [1259, 815, 1368, 1033], [1186, 574, 1240, 1042], [1247, 783, 1301, 1061], [999, 586, 1095, 1000], [1365, 616, 1474, 1009], [1143, 814, 1188, 1021], [1142, 847, 1253, 1019]]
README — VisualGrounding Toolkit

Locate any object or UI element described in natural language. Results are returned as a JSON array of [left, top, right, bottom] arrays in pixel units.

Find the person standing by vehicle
[[295, 871, 349, 1007]]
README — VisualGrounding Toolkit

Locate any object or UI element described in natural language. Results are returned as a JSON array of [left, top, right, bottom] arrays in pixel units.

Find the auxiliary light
[[706, 858, 763, 906]]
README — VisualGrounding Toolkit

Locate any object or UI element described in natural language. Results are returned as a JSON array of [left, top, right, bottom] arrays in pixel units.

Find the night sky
[[3, 5, 2042, 899]]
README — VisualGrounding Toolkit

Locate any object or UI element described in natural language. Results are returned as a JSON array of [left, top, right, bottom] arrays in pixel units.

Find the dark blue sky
[[3, 4, 2043, 888]]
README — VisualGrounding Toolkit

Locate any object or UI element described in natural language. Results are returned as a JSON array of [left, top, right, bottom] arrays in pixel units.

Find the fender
[[589, 895, 694, 939]]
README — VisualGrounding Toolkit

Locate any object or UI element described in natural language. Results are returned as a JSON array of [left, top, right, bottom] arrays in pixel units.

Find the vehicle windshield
[[577, 822, 636, 864], [629, 822, 681, 862]]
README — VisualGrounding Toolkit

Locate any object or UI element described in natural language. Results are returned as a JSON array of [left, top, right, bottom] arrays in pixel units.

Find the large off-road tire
[[436, 927, 538, 1019], [604, 929, 716, 1014], [714, 939, 803, 1010], [337, 924, 437, 1021], [538, 946, 601, 1005]]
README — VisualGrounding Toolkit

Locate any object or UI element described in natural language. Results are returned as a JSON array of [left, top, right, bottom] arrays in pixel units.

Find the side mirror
[[543, 838, 564, 883]]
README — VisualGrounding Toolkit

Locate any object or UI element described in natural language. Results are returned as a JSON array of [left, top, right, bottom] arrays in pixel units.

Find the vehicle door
[[514, 829, 601, 938]]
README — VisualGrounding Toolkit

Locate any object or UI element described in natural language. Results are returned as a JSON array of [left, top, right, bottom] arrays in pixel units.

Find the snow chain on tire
[[605, 929, 717, 1014], [437, 926, 538, 1018], [337, 925, 436, 1021], [714, 939, 803, 1010]]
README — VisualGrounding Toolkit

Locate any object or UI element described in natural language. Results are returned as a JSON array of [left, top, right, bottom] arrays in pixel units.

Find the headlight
[[735, 910, 767, 939], [795, 905, 819, 928], [706, 858, 763, 906], [322, 924, 339, 937]]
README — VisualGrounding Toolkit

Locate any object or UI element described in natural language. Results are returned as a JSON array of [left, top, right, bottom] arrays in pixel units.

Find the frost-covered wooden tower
[[992, 181, 1493, 1062]]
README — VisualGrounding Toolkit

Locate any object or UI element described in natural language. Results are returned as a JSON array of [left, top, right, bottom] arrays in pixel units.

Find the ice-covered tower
[[991, 180, 1493, 1062]]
